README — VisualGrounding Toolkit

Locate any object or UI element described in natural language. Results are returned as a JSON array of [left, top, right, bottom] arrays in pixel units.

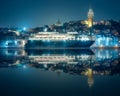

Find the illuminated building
[[87, 8, 94, 27]]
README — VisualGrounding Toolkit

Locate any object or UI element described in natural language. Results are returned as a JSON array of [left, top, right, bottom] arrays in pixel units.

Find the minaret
[[88, 8, 94, 27]]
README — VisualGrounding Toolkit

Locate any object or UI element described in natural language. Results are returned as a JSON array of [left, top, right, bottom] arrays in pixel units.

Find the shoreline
[[0, 47, 120, 50]]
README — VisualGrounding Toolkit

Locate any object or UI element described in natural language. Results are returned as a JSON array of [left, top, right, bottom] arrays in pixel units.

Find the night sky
[[0, 0, 120, 27]]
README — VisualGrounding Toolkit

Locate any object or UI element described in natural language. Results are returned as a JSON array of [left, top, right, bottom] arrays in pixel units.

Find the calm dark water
[[0, 49, 120, 96]]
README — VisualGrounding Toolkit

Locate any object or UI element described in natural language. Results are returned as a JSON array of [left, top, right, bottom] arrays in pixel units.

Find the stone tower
[[88, 8, 94, 27]]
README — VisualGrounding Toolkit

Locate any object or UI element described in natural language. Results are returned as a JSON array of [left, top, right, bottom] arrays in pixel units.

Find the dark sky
[[0, 0, 120, 27]]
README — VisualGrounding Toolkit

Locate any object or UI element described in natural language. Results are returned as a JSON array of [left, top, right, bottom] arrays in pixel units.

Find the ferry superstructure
[[26, 32, 95, 48]]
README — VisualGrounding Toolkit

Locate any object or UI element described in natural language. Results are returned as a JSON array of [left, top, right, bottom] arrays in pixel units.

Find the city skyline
[[0, 0, 120, 27]]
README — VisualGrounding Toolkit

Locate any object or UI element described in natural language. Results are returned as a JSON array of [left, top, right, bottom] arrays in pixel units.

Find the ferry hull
[[25, 40, 95, 49]]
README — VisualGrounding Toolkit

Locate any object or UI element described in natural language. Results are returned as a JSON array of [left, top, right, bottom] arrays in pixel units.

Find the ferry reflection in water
[[0, 49, 120, 96]]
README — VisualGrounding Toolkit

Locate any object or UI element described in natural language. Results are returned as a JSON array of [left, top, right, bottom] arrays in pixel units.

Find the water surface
[[0, 49, 120, 96]]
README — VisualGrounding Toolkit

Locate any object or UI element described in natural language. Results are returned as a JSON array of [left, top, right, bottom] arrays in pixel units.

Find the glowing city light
[[23, 65, 27, 68], [5, 41, 8, 45], [81, 37, 89, 41], [15, 40, 17, 45], [100, 45, 104, 48], [23, 27, 26, 31], [44, 28, 47, 32], [114, 44, 118, 48]]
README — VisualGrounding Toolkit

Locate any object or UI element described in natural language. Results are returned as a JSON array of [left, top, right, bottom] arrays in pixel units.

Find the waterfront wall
[[92, 35, 119, 48]]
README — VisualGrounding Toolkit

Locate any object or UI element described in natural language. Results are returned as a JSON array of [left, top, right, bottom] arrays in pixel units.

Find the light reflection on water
[[0, 49, 120, 96]]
